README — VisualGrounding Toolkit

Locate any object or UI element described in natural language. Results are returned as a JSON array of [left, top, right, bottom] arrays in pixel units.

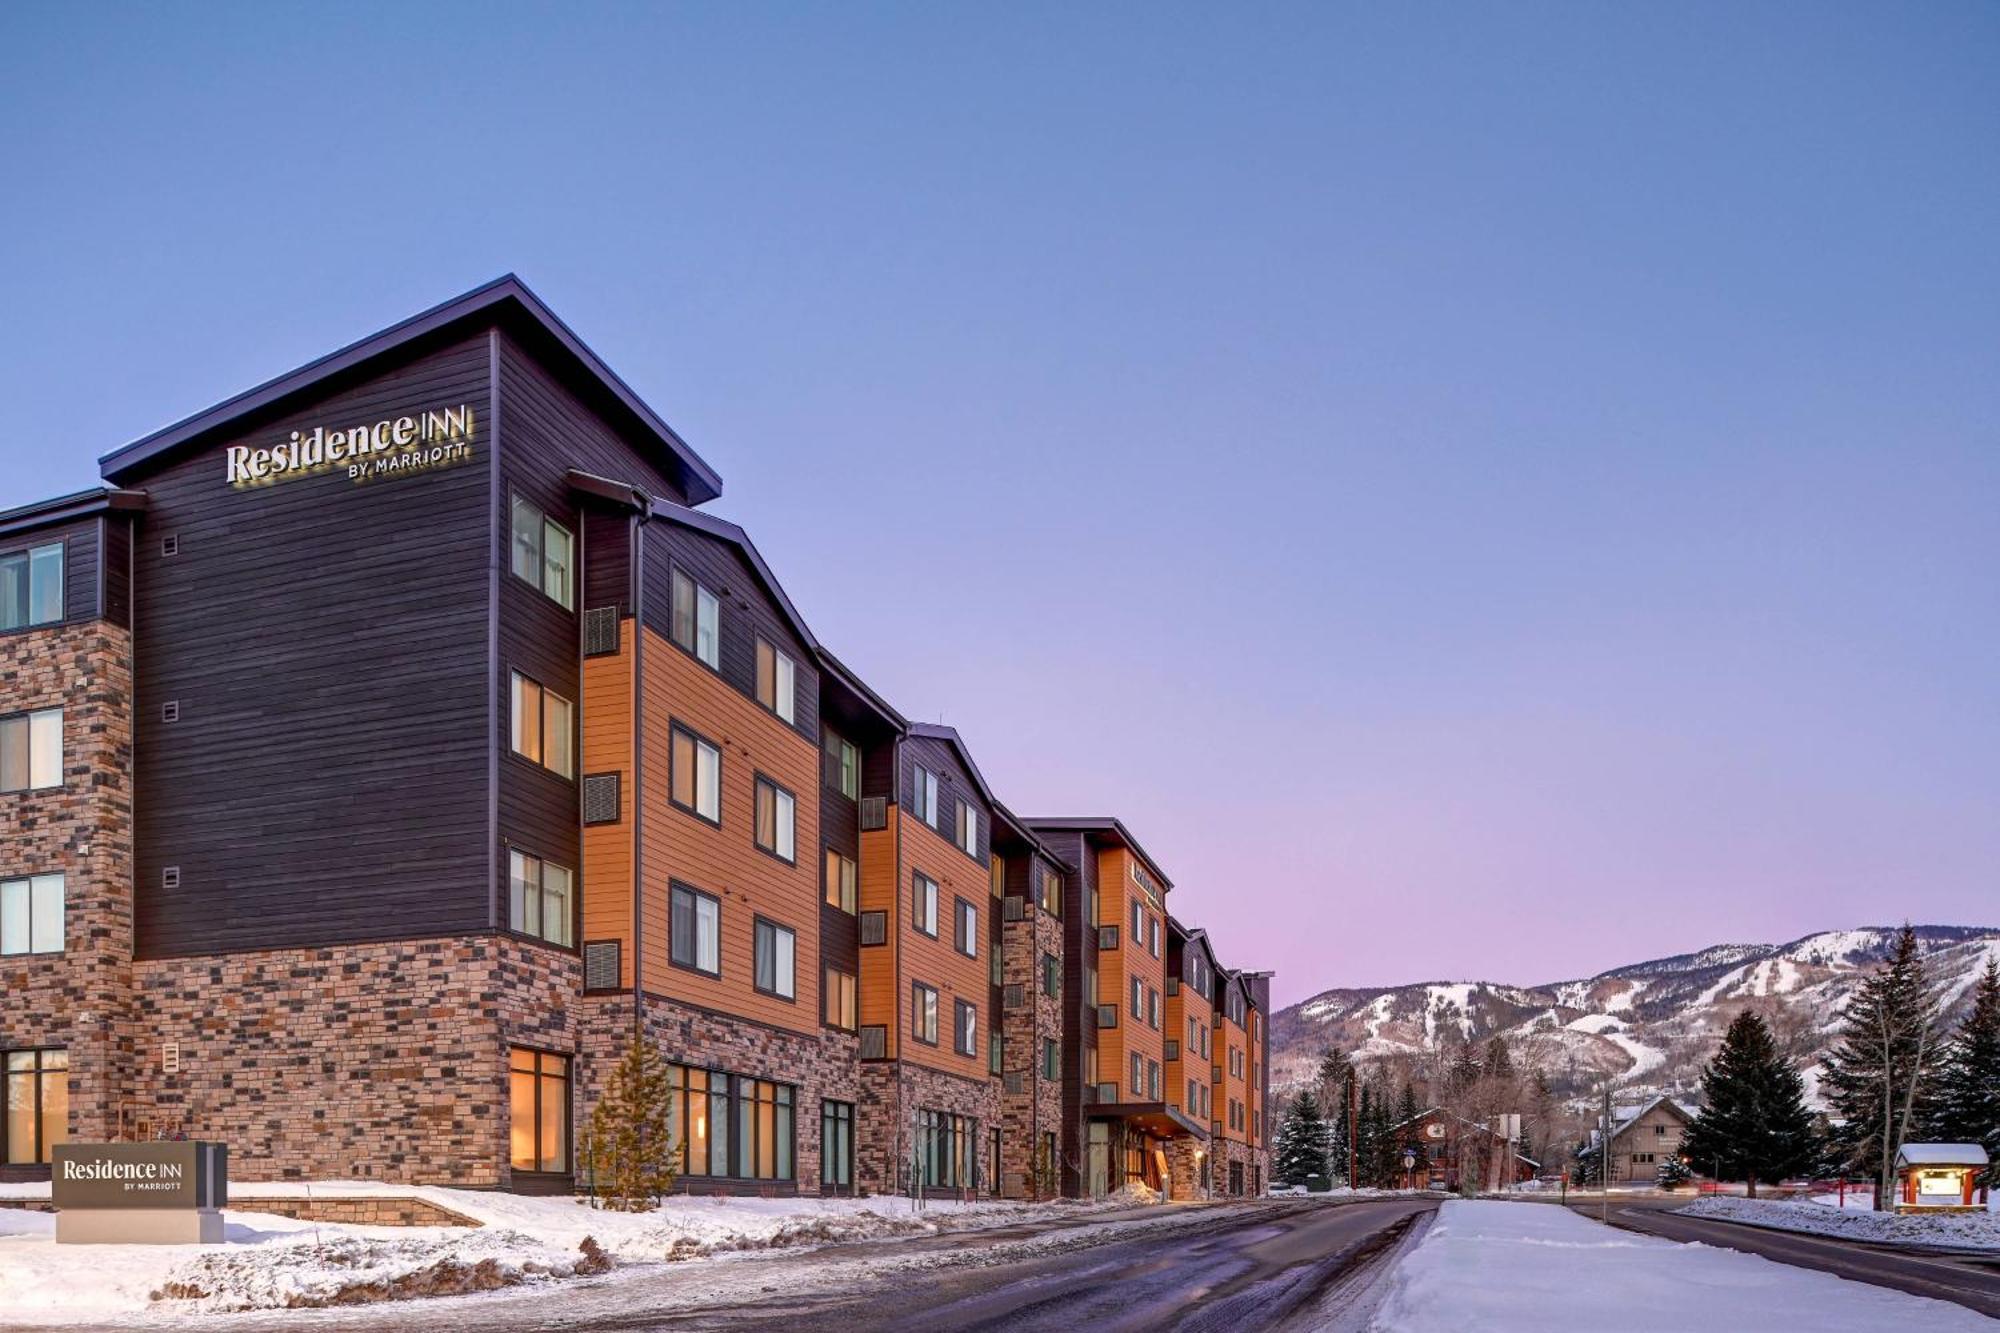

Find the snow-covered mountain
[[1270, 925, 2000, 1107]]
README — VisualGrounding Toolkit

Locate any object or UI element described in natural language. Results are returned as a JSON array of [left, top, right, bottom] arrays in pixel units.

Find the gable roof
[[1020, 816, 1174, 893], [1608, 1095, 1697, 1140], [647, 498, 817, 655], [906, 722, 998, 808], [1896, 1143, 1989, 1168], [98, 275, 722, 504]]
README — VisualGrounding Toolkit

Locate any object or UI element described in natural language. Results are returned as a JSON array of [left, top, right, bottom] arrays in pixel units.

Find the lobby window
[[754, 777, 796, 862], [911, 765, 939, 828], [823, 728, 859, 798], [510, 673, 574, 779], [508, 495, 573, 609], [821, 1099, 854, 1190], [666, 1065, 796, 1182], [670, 724, 722, 824], [953, 897, 977, 958], [1044, 1038, 1060, 1081], [670, 883, 721, 977], [508, 1048, 570, 1174], [0, 543, 62, 631], [670, 568, 721, 670], [955, 800, 979, 858], [1041, 952, 1060, 998], [753, 917, 796, 1000], [824, 850, 857, 914], [912, 872, 938, 937], [739, 1078, 795, 1182], [912, 982, 939, 1045], [3, 1049, 67, 1165], [919, 1109, 977, 1190], [755, 639, 796, 725], [824, 966, 857, 1031], [0, 874, 63, 956], [0, 708, 61, 793], [507, 850, 572, 948], [954, 999, 977, 1058]]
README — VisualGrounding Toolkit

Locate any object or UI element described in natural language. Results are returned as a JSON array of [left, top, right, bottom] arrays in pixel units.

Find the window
[[1041, 952, 1060, 998], [1130, 976, 1143, 1019], [754, 777, 796, 862], [667, 1064, 794, 1181], [1148, 916, 1160, 958], [1086, 881, 1099, 927], [955, 1000, 977, 1057], [988, 1030, 1002, 1075], [669, 724, 723, 824], [670, 568, 720, 670], [507, 850, 572, 947], [1655, 1124, 1670, 1137], [1148, 987, 1161, 1030], [955, 800, 980, 858], [821, 1099, 854, 1190], [0, 875, 63, 956], [1148, 1060, 1161, 1099], [953, 897, 978, 958], [670, 883, 721, 976], [1044, 1038, 1060, 1081], [508, 495, 573, 609], [824, 966, 858, 1030], [508, 1048, 570, 1173], [753, 918, 796, 1000], [824, 850, 857, 913], [0, 544, 62, 630], [990, 853, 1005, 900], [911, 765, 939, 827], [919, 1109, 978, 1189], [1187, 1077, 1199, 1110], [912, 983, 939, 1045], [913, 872, 938, 937], [1130, 1052, 1143, 1095], [0, 709, 61, 793], [1130, 899, 1142, 941], [4, 1049, 67, 1165], [755, 638, 797, 724], [509, 673, 573, 778], [1039, 868, 1062, 916], [823, 729, 859, 798]]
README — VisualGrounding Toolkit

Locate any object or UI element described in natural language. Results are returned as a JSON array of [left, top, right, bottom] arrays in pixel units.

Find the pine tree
[[1572, 1138, 1600, 1187], [1656, 1155, 1694, 1190], [1353, 1082, 1378, 1187], [1927, 959, 2000, 1189], [1396, 1081, 1421, 1126], [1483, 1037, 1514, 1081], [580, 1033, 679, 1211], [1274, 1091, 1332, 1186], [1821, 925, 1945, 1208], [1682, 1009, 1820, 1198], [1368, 1076, 1402, 1187]]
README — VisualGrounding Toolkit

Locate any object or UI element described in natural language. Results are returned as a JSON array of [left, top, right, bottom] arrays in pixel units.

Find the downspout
[[892, 733, 905, 1195], [629, 511, 646, 1036]]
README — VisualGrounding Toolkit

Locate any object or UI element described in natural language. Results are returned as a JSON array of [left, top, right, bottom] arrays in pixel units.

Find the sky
[[3, 3, 1995, 1004]]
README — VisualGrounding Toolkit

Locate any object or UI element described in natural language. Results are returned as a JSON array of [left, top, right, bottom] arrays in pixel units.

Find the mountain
[[1270, 925, 2000, 1108]]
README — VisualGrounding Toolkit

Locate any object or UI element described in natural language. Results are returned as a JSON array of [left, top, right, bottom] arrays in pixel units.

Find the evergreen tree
[[1368, 1076, 1402, 1186], [1446, 1045, 1481, 1095], [1353, 1082, 1381, 1187], [1656, 1155, 1694, 1190], [1682, 1010, 1820, 1198], [579, 1033, 679, 1211], [1571, 1138, 1599, 1187], [1821, 925, 1945, 1207], [1396, 1080, 1421, 1126], [1483, 1036, 1515, 1081], [1274, 1091, 1333, 1186], [1927, 959, 2000, 1188]]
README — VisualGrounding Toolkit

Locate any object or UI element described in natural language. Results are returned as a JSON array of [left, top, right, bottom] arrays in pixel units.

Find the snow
[[1371, 1199, 1996, 1332], [0, 1182, 1121, 1321], [1564, 1013, 1622, 1035], [1604, 1030, 1665, 1077], [1601, 978, 1647, 1013], [1680, 1196, 2000, 1251], [1897, 1143, 1990, 1167]]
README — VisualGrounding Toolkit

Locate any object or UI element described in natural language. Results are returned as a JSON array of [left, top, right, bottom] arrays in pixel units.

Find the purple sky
[[3, 4, 1995, 1004]]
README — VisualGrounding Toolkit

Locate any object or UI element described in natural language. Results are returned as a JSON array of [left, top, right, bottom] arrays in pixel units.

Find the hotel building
[[0, 277, 1269, 1197]]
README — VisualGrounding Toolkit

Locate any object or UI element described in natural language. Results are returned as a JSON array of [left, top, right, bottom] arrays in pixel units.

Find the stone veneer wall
[[998, 906, 1064, 1197], [0, 624, 135, 1162], [855, 1061, 1002, 1198]]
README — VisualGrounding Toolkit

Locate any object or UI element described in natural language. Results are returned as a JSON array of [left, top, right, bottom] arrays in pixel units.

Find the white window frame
[[0, 873, 63, 955]]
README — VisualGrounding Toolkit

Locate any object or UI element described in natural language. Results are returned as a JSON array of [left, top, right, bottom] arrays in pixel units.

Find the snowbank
[[1372, 1199, 1995, 1332], [0, 1182, 1110, 1322], [1678, 1196, 2000, 1251]]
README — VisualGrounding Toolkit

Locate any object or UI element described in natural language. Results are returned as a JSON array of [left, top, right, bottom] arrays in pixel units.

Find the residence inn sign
[[52, 1143, 228, 1243], [225, 402, 476, 487]]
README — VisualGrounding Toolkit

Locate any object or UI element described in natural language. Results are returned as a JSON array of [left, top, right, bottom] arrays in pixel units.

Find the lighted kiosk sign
[[226, 403, 476, 488], [51, 1142, 228, 1244]]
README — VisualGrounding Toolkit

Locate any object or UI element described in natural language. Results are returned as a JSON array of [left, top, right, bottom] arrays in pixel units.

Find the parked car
[[1266, 1182, 1307, 1197]]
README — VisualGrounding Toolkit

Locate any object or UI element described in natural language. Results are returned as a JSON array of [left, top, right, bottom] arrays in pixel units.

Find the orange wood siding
[[898, 808, 991, 1081], [636, 624, 820, 1036], [1096, 848, 1166, 1098], [1216, 1013, 1249, 1143], [1166, 987, 1213, 1120], [579, 617, 636, 988], [858, 824, 900, 1045]]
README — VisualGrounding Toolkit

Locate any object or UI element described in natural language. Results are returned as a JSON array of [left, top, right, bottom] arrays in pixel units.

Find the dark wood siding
[[497, 334, 689, 507], [900, 735, 988, 871], [102, 516, 132, 629], [129, 335, 494, 957], [582, 508, 631, 617]]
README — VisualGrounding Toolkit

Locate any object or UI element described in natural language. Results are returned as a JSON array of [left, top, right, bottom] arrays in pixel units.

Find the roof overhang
[[907, 722, 999, 809], [0, 487, 148, 539], [1085, 1102, 1209, 1141], [97, 275, 722, 505], [1020, 816, 1174, 893], [646, 498, 816, 654]]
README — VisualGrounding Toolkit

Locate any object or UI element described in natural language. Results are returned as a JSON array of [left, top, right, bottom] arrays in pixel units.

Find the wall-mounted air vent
[[859, 911, 887, 946], [859, 1026, 887, 1059], [160, 534, 179, 557], [1004, 1072, 1025, 1095], [1095, 1004, 1117, 1030], [162, 1042, 180, 1074], [1097, 925, 1119, 952], [161, 700, 180, 724], [582, 607, 619, 657], [1166, 976, 1180, 996], [1164, 1039, 1180, 1062], [1004, 984, 1026, 1011], [583, 940, 622, 991], [162, 866, 181, 890], [860, 797, 887, 831], [1002, 897, 1025, 922], [582, 773, 621, 825], [1094, 1082, 1119, 1105]]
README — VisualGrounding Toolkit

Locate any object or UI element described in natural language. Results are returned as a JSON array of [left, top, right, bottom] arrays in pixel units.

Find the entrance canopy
[[1087, 1101, 1208, 1141]]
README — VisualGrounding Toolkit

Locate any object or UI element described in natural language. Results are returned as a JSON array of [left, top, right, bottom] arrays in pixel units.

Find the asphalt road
[[1579, 1200, 2000, 1321], [175, 1197, 1438, 1333]]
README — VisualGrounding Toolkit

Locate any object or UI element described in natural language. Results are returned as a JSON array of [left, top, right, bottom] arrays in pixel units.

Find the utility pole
[[1600, 1084, 1613, 1223], [1347, 1069, 1358, 1189]]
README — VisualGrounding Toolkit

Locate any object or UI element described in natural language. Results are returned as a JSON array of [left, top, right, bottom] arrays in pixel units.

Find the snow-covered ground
[[1679, 1195, 2000, 1251], [0, 1182, 1120, 1321], [1371, 1199, 1996, 1332]]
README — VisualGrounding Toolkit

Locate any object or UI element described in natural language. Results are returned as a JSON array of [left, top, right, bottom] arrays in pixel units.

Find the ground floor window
[[821, 1099, 854, 1190], [919, 1110, 978, 1189], [508, 1048, 570, 1174], [3, 1049, 66, 1165], [989, 1126, 1001, 1194], [669, 1064, 795, 1182], [1229, 1160, 1244, 1196]]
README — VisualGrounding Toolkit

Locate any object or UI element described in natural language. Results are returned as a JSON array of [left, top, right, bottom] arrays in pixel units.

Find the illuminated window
[[824, 966, 857, 1030], [755, 777, 796, 862], [755, 639, 797, 724], [824, 850, 857, 913], [671, 569, 720, 670], [508, 1048, 569, 1174], [507, 850, 572, 947], [510, 673, 573, 778], [670, 724, 722, 823]]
